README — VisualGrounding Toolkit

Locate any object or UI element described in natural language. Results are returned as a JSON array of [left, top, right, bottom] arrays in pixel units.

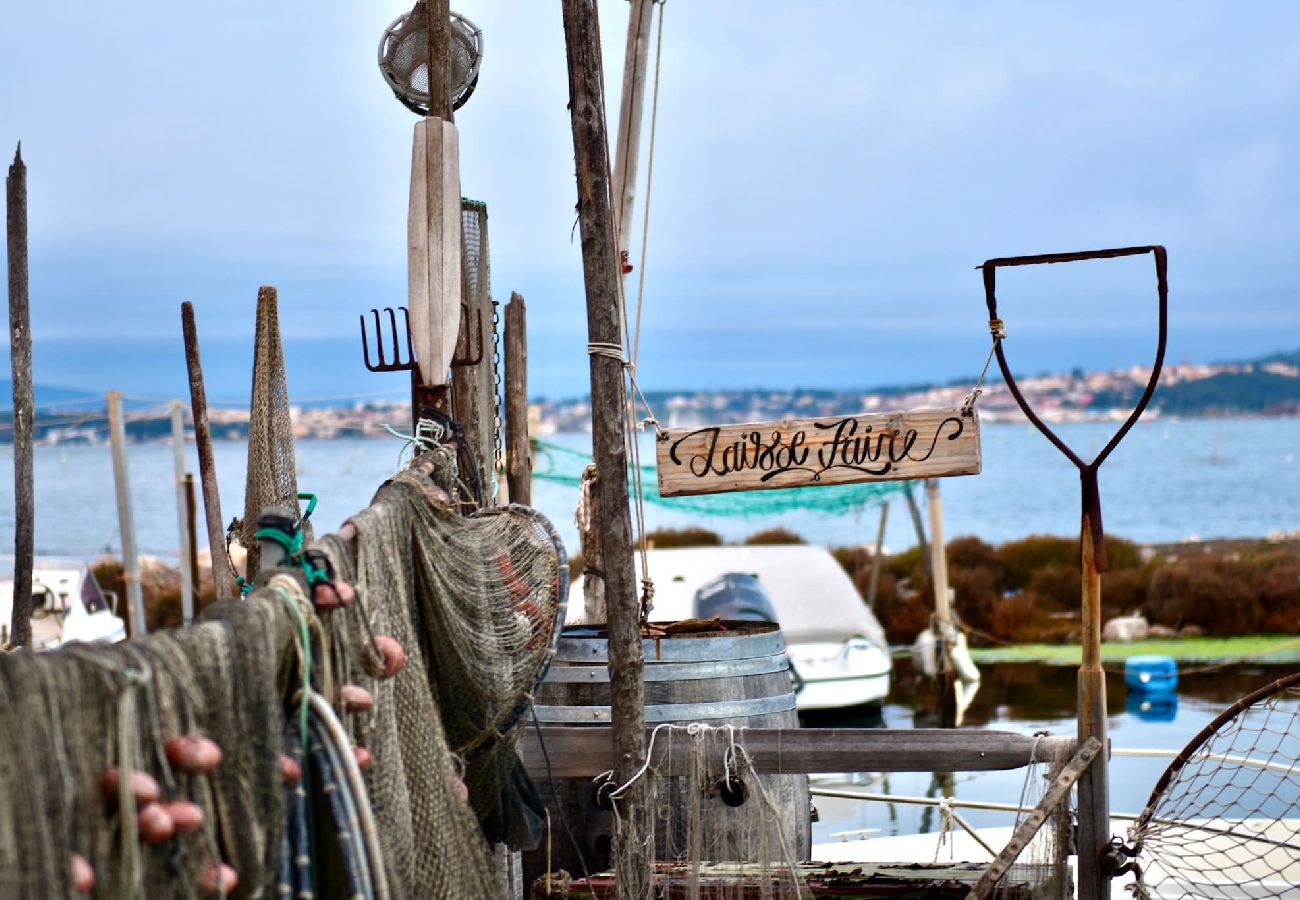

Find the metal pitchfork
[[359, 302, 485, 429], [977, 244, 1168, 897]]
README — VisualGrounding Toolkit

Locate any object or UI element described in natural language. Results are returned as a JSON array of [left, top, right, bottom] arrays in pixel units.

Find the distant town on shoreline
[[6, 347, 1300, 445]]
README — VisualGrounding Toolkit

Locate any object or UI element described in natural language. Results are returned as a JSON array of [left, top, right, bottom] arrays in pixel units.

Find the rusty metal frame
[[979, 245, 1169, 571]]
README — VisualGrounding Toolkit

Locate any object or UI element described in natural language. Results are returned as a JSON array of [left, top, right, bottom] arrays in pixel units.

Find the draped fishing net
[[242, 285, 309, 582], [1128, 671, 1300, 899], [533, 439, 906, 517], [315, 457, 568, 897], [0, 451, 567, 898]]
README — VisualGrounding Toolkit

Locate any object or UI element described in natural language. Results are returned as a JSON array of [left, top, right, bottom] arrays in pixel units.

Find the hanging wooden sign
[[656, 407, 980, 497]]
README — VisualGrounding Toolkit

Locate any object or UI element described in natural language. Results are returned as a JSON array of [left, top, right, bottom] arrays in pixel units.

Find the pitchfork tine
[[360, 307, 415, 372]]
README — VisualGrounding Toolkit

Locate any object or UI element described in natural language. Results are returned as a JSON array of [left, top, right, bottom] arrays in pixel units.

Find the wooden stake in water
[[108, 391, 146, 636], [6, 144, 33, 648], [170, 400, 195, 625], [181, 301, 235, 601]]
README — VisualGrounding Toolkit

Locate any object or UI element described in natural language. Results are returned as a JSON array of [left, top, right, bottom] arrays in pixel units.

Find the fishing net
[[1128, 671, 1300, 898], [451, 198, 498, 504], [315, 456, 568, 897], [534, 439, 906, 518], [242, 285, 308, 582], [0, 594, 292, 898]]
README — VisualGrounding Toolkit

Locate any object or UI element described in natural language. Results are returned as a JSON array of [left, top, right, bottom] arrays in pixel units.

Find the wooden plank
[[6, 145, 32, 648], [407, 117, 462, 389], [521, 726, 1075, 779], [656, 406, 980, 497]]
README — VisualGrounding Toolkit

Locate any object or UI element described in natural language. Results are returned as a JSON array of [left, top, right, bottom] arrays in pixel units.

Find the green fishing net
[[533, 439, 905, 517]]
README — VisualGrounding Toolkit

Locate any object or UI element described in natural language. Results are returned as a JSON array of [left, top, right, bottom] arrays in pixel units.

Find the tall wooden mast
[[561, 1, 651, 895]]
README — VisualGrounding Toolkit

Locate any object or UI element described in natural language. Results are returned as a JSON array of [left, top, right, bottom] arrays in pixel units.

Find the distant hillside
[[0, 381, 105, 411]]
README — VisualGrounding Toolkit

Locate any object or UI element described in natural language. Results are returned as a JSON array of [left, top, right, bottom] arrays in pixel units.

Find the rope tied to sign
[[961, 317, 1008, 418]]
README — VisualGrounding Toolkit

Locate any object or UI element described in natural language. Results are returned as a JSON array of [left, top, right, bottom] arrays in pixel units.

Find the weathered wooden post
[[107, 391, 146, 636], [865, 501, 889, 611], [181, 301, 235, 601], [979, 245, 1168, 897], [926, 479, 956, 726], [170, 400, 195, 625], [6, 144, 33, 648], [561, 1, 651, 894], [504, 292, 530, 505]]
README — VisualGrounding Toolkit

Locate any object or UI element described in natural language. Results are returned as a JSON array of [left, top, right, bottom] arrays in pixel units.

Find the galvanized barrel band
[[553, 630, 788, 663], [544, 653, 791, 684], [532, 693, 797, 724]]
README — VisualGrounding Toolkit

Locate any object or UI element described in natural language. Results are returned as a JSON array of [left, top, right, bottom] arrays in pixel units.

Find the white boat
[[568, 545, 892, 711], [0, 557, 128, 649]]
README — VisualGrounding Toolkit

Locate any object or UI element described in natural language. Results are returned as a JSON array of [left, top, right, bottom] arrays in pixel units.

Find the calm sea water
[[0, 418, 1296, 560], [809, 660, 1300, 845]]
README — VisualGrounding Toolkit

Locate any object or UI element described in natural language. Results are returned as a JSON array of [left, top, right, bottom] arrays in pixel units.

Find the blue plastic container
[[1124, 654, 1178, 693]]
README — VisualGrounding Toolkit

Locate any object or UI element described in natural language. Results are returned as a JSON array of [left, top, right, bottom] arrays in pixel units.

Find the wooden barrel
[[522, 622, 810, 883]]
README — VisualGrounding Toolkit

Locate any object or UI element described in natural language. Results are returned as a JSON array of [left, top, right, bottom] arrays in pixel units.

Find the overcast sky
[[4, 2, 1300, 399]]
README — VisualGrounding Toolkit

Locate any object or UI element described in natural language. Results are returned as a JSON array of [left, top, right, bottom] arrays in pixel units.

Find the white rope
[[600, 722, 675, 801], [934, 797, 955, 863]]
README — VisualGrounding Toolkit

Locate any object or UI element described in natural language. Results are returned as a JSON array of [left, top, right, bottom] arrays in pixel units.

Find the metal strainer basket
[[379, 5, 483, 115]]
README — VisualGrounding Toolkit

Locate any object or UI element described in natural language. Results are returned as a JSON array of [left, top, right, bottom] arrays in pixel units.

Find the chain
[[491, 298, 503, 495]]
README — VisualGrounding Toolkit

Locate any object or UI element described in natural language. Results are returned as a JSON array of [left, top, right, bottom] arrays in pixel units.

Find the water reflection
[[805, 660, 1300, 844]]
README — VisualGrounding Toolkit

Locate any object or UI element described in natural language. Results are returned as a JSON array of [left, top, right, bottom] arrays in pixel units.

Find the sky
[[4, 2, 1300, 402]]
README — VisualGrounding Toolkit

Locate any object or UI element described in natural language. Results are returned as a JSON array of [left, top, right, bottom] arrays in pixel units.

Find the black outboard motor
[[693, 572, 779, 623]]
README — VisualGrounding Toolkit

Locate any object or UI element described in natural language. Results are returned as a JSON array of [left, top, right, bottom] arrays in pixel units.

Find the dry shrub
[[643, 527, 723, 549], [990, 593, 1043, 644], [876, 583, 930, 645], [743, 527, 805, 545], [998, 535, 1077, 590], [1146, 555, 1261, 635], [1022, 564, 1079, 614]]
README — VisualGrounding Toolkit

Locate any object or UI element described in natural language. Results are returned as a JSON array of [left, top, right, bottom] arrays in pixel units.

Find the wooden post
[[184, 473, 201, 615], [6, 145, 33, 648], [865, 501, 889, 611], [561, 1, 651, 896], [1077, 509, 1110, 898], [926, 479, 956, 728], [577, 465, 605, 622], [611, 0, 656, 257], [424, 0, 452, 121], [181, 302, 235, 601], [108, 391, 146, 636], [170, 400, 195, 625], [504, 292, 530, 505], [925, 480, 951, 630]]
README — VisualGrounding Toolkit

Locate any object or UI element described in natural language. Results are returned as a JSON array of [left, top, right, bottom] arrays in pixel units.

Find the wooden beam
[[407, 117, 462, 395], [561, 0, 650, 896], [503, 292, 530, 505], [521, 726, 1078, 779], [611, 0, 656, 254], [424, 0, 452, 121], [968, 736, 1103, 900], [170, 400, 195, 626], [6, 144, 32, 648]]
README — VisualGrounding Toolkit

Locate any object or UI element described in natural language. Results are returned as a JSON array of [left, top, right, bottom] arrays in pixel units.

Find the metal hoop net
[[1129, 671, 1300, 898], [378, 5, 483, 115]]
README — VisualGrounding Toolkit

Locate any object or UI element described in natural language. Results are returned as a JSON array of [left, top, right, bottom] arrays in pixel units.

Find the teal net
[[532, 438, 907, 517]]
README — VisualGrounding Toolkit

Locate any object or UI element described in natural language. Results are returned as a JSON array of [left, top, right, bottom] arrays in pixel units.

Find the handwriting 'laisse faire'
[[656, 408, 982, 497]]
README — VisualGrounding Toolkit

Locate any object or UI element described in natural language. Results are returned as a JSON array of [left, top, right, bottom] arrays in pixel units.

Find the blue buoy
[[1124, 654, 1178, 693]]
